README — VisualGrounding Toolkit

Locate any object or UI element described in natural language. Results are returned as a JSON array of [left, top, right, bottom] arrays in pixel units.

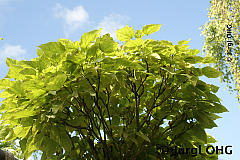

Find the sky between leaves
[[0, 0, 240, 159]]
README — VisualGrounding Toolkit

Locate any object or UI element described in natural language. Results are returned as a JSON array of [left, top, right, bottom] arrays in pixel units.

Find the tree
[[0, 24, 227, 160], [201, 0, 240, 99]]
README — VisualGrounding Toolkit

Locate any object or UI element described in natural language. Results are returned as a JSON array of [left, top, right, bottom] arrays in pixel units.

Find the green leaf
[[26, 89, 46, 99], [202, 56, 217, 63], [59, 130, 72, 152], [129, 137, 139, 147], [19, 138, 27, 153], [80, 29, 101, 49], [14, 126, 31, 138], [0, 90, 13, 98], [6, 57, 17, 67], [120, 88, 128, 97], [5, 130, 15, 141], [190, 67, 202, 76], [188, 125, 207, 143], [9, 81, 24, 95], [195, 111, 217, 129], [99, 34, 119, 53], [41, 136, 59, 156], [51, 104, 62, 114], [38, 42, 65, 57], [161, 66, 176, 75], [206, 92, 221, 102], [19, 68, 36, 75], [0, 79, 13, 90], [116, 25, 134, 41], [123, 130, 128, 140], [18, 60, 38, 69], [68, 117, 88, 128], [142, 24, 162, 35], [178, 39, 190, 45], [25, 145, 38, 159], [0, 127, 10, 139], [46, 73, 67, 91], [184, 56, 203, 64], [135, 30, 144, 38], [86, 44, 98, 57], [112, 115, 120, 125], [136, 131, 150, 142], [202, 66, 221, 78], [125, 38, 144, 48], [95, 58, 104, 63], [189, 84, 208, 98], [205, 103, 228, 113], [6, 108, 37, 119], [209, 84, 219, 93], [207, 134, 217, 143], [151, 53, 161, 59]]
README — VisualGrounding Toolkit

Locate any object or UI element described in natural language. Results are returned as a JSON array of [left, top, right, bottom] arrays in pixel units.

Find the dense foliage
[[201, 0, 240, 99], [0, 24, 227, 159]]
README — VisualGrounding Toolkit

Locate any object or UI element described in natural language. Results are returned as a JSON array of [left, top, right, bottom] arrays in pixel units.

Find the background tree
[[0, 25, 227, 160], [201, 0, 240, 99]]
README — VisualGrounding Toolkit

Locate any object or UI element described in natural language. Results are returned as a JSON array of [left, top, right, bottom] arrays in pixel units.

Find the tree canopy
[[201, 0, 240, 99], [0, 24, 227, 160]]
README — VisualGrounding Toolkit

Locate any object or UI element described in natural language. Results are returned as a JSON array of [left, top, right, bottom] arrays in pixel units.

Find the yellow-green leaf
[[116, 25, 134, 41], [46, 73, 67, 91], [80, 29, 101, 49], [135, 30, 144, 38], [125, 38, 144, 48], [14, 126, 31, 138], [142, 24, 162, 35]]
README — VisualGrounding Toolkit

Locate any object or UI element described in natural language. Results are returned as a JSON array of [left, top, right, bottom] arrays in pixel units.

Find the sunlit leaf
[[142, 24, 162, 35], [116, 25, 134, 41], [80, 29, 101, 49]]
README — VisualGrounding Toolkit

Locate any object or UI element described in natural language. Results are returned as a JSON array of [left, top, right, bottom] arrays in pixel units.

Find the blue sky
[[0, 0, 239, 159]]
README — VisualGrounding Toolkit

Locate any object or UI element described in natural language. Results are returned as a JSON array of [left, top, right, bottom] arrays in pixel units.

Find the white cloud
[[53, 3, 89, 37], [0, 44, 26, 64], [97, 14, 130, 40]]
